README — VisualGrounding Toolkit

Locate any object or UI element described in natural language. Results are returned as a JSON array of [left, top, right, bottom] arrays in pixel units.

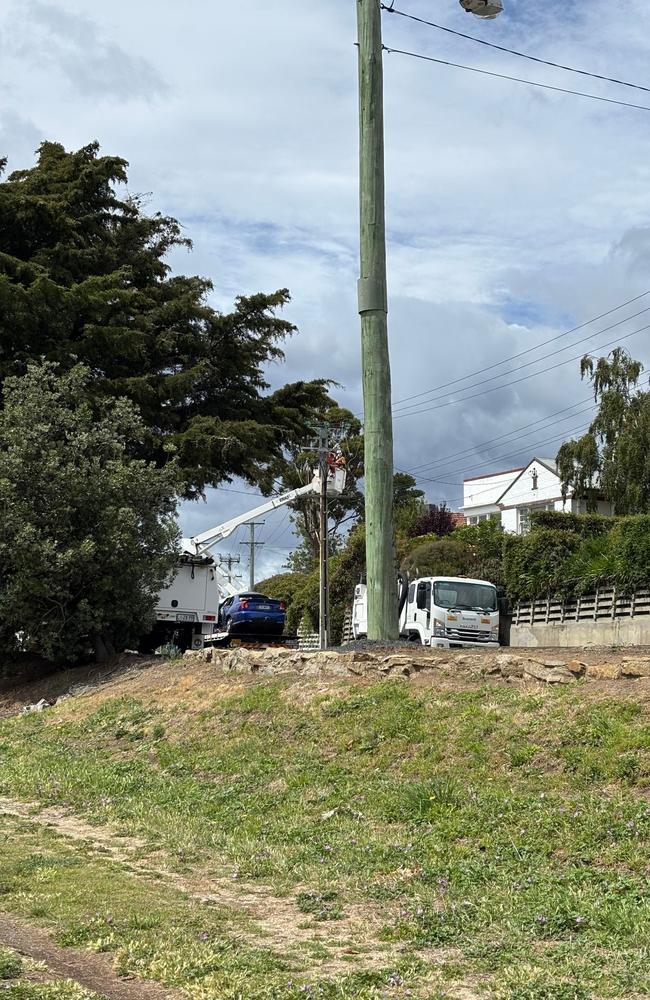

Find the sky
[[3, 0, 650, 583]]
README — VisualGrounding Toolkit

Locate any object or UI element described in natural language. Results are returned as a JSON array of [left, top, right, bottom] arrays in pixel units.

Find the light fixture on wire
[[459, 0, 504, 18]]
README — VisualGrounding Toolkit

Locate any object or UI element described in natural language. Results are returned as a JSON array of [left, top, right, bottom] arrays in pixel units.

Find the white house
[[462, 466, 524, 526], [463, 457, 614, 535]]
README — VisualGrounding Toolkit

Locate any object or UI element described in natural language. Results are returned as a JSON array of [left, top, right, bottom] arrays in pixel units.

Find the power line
[[390, 290, 650, 412], [404, 400, 597, 478], [394, 319, 650, 420], [410, 419, 592, 491], [382, 5, 650, 96], [414, 416, 591, 488], [393, 305, 650, 418], [382, 46, 650, 113]]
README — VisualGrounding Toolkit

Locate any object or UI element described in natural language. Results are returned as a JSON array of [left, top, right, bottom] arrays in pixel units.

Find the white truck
[[352, 575, 500, 649], [147, 465, 346, 652]]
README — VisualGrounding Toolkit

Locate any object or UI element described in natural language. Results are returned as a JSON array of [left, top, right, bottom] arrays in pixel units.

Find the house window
[[518, 502, 555, 535]]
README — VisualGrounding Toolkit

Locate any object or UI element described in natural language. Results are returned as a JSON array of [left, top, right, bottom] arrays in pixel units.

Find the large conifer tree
[[0, 141, 330, 497]]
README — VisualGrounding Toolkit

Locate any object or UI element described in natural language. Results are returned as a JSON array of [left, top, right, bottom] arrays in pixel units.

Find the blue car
[[217, 593, 286, 637]]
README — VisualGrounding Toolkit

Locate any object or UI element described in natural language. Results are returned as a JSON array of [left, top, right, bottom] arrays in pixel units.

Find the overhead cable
[[382, 46, 650, 113], [381, 6, 650, 96], [394, 319, 650, 419], [409, 419, 592, 490], [404, 401, 597, 477], [393, 305, 650, 417], [391, 290, 650, 411]]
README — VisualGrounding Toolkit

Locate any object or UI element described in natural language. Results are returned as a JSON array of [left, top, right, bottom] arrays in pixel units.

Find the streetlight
[[357, 0, 504, 641], [459, 0, 504, 17]]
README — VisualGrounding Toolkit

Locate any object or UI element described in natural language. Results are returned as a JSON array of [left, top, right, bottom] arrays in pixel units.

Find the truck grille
[[446, 628, 492, 643]]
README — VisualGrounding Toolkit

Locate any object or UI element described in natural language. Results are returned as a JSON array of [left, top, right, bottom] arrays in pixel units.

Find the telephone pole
[[240, 523, 264, 590], [316, 424, 331, 650], [217, 554, 241, 589], [357, 0, 398, 640]]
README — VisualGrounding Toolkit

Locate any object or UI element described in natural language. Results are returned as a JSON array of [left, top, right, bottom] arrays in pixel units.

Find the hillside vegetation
[[0, 658, 648, 999]]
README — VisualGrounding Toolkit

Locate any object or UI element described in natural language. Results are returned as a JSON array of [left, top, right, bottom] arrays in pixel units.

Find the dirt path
[[0, 798, 400, 975], [0, 911, 179, 999]]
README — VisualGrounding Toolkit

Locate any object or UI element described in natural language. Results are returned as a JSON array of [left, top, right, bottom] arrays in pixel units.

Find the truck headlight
[[434, 618, 446, 637]]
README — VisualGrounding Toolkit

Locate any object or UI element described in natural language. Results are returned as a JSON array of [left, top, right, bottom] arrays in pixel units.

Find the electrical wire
[[410, 419, 592, 491], [393, 305, 650, 417], [393, 319, 650, 420], [404, 401, 597, 478], [390, 290, 650, 411], [414, 419, 590, 490], [382, 45, 650, 113], [381, 5, 650, 96]]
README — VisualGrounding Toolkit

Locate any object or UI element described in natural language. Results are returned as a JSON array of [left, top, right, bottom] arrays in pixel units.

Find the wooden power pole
[[357, 0, 398, 640]]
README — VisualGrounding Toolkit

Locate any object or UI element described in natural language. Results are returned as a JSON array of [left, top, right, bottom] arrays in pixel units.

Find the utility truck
[[146, 464, 346, 652], [352, 575, 500, 649]]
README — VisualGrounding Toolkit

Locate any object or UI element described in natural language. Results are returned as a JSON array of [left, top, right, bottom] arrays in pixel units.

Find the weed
[[0, 949, 22, 980], [295, 891, 343, 922]]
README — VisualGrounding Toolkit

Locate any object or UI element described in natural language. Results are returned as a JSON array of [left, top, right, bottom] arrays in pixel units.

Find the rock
[[523, 663, 574, 685], [533, 660, 568, 670], [21, 698, 52, 714], [620, 659, 650, 678], [567, 660, 587, 677], [586, 664, 622, 680], [494, 654, 524, 678]]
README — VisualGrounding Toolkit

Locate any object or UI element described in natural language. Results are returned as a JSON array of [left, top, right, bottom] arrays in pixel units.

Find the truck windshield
[[434, 582, 497, 613]]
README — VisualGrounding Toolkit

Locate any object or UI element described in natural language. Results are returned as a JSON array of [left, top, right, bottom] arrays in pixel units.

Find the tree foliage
[[0, 363, 180, 663], [557, 349, 650, 514], [0, 141, 332, 498], [261, 403, 364, 570], [408, 503, 455, 540]]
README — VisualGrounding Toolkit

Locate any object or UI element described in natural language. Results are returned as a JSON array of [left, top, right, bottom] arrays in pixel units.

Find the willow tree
[[557, 348, 650, 513]]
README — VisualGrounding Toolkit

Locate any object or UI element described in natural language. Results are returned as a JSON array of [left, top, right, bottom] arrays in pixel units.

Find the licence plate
[[256, 605, 271, 611], [176, 613, 195, 622]]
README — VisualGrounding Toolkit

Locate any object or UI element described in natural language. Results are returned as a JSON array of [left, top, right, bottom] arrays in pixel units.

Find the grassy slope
[[0, 666, 649, 999]]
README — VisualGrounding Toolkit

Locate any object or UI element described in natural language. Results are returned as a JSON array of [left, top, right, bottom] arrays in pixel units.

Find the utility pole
[[240, 523, 264, 590], [357, 0, 398, 640], [217, 554, 241, 589], [316, 424, 330, 650]]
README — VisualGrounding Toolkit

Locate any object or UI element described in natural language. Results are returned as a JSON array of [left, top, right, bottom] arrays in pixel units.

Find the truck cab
[[352, 575, 500, 649], [404, 576, 499, 649]]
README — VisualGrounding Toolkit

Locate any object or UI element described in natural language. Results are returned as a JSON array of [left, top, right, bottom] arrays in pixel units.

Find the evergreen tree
[[0, 362, 180, 662], [0, 142, 330, 497]]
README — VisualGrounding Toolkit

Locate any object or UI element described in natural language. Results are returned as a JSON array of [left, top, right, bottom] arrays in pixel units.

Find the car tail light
[[279, 602, 286, 611], [240, 601, 249, 610], [203, 615, 216, 622]]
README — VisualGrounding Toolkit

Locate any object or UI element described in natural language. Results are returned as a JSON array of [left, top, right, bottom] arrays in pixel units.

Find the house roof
[[495, 457, 563, 506], [464, 466, 525, 484]]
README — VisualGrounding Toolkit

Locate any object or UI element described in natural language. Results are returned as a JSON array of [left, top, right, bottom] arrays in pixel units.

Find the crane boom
[[187, 467, 345, 557]]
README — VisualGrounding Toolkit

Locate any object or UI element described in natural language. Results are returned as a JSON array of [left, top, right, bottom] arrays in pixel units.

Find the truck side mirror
[[416, 586, 428, 611]]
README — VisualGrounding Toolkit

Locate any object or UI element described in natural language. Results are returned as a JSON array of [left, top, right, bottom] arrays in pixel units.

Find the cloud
[[8, 1, 167, 101], [3, 0, 650, 572]]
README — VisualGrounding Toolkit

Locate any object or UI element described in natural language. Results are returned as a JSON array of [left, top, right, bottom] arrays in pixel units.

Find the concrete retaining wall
[[511, 617, 650, 648]]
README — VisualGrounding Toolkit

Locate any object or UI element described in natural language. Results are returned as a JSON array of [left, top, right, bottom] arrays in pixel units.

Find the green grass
[[0, 673, 649, 997]]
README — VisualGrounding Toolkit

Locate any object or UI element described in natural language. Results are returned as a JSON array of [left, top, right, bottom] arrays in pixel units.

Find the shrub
[[502, 528, 582, 603]]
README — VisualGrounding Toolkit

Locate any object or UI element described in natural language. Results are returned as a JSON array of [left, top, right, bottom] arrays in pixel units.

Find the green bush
[[255, 572, 309, 618], [402, 538, 471, 580], [530, 509, 615, 537], [503, 528, 582, 602], [610, 515, 650, 593]]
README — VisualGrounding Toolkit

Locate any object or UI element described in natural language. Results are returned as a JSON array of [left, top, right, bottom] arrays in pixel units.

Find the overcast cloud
[[2, 0, 650, 580]]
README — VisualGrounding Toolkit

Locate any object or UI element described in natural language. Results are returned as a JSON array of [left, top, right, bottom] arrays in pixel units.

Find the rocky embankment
[[187, 645, 650, 685]]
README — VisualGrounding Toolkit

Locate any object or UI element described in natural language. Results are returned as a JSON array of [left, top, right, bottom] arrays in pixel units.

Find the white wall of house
[[463, 468, 523, 524], [463, 459, 615, 535]]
